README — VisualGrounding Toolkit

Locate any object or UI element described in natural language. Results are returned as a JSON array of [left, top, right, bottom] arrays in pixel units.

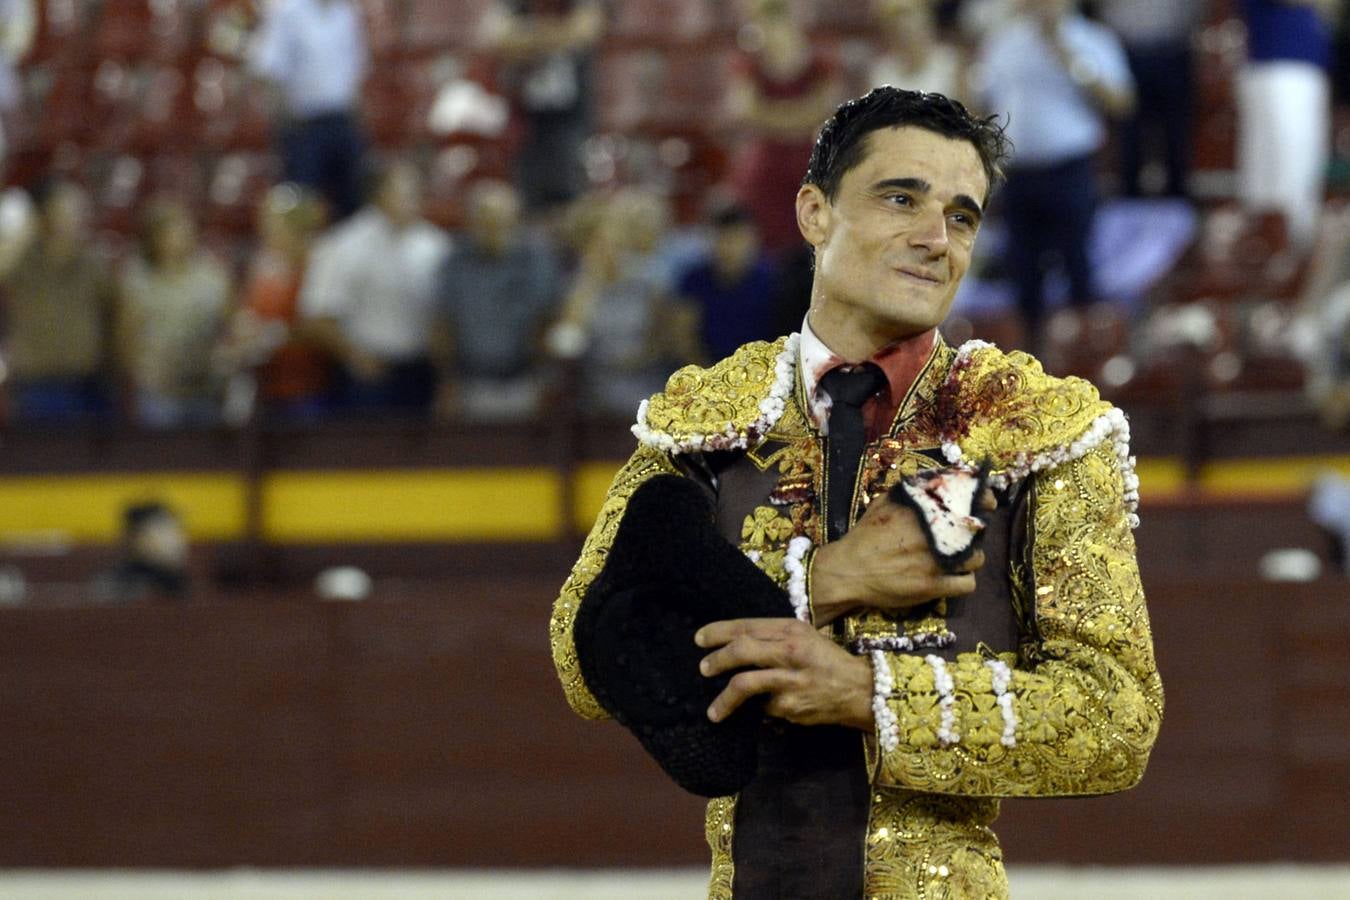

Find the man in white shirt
[[299, 161, 451, 413], [249, 0, 368, 220], [978, 0, 1134, 341]]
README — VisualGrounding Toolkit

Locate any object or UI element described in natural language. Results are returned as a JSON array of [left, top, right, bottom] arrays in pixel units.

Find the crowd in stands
[[0, 0, 1346, 433]]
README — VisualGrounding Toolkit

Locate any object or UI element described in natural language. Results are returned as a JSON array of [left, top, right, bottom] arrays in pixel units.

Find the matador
[[551, 88, 1163, 899]]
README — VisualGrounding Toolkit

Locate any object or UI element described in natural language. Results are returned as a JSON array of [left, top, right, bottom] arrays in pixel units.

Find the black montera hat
[[573, 474, 794, 798]]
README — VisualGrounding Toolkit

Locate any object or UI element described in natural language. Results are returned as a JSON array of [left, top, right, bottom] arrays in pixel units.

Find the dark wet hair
[[803, 87, 1011, 203]]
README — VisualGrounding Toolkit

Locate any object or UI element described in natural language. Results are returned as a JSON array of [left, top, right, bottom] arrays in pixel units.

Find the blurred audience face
[[749, 0, 796, 24], [258, 183, 325, 260], [746, 0, 806, 53], [875, 0, 935, 49], [1021, 0, 1074, 22], [136, 514, 188, 570], [376, 163, 424, 229], [467, 180, 521, 257], [42, 182, 90, 245], [127, 507, 189, 572], [712, 216, 761, 282], [142, 201, 197, 269], [609, 189, 670, 255]]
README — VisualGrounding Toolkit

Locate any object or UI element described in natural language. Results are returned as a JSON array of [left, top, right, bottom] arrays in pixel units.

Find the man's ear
[[796, 184, 830, 248]]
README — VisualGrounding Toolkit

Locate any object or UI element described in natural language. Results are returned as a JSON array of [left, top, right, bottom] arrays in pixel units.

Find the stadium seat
[[400, 0, 491, 51], [610, 0, 714, 42], [205, 151, 279, 234]]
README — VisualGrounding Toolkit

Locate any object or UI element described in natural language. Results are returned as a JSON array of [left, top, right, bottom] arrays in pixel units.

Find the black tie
[[819, 365, 886, 541]]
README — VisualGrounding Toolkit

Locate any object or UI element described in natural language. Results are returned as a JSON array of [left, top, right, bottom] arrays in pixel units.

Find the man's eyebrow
[[872, 177, 930, 195], [952, 194, 984, 220], [872, 178, 985, 220]]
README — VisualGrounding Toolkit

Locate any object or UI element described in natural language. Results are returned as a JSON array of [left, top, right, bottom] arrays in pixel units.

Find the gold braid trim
[[874, 443, 1163, 796], [635, 336, 793, 453], [863, 792, 1008, 899], [549, 445, 682, 720], [940, 344, 1110, 472], [704, 796, 737, 899]]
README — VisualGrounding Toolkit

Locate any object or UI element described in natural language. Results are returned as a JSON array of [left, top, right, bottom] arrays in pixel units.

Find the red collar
[[800, 319, 938, 437]]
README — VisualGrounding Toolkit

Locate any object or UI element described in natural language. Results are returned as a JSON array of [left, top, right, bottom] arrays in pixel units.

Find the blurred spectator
[[869, 0, 966, 100], [1237, 0, 1337, 251], [299, 160, 450, 414], [1290, 204, 1350, 429], [430, 179, 561, 422], [117, 199, 233, 428], [1098, 0, 1205, 198], [1306, 281, 1350, 430], [550, 188, 697, 417], [0, 0, 34, 176], [676, 201, 780, 361], [479, 0, 606, 214], [248, 0, 369, 221], [0, 180, 116, 422], [93, 501, 190, 603], [978, 0, 1135, 341], [958, 0, 1017, 41], [727, 0, 841, 259], [219, 183, 332, 421], [1310, 472, 1350, 576]]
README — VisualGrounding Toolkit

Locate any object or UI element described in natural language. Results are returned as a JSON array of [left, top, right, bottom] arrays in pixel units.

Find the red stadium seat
[[31, 64, 98, 150], [610, 0, 714, 42], [204, 151, 280, 235], [400, 0, 492, 51], [196, 61, 273, 153], [127, 63, 199, 153], [94, 0, 189, 61]]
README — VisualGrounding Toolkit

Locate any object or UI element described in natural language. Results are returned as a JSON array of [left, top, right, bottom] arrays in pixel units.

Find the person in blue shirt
[[678, 203, 783, 362]]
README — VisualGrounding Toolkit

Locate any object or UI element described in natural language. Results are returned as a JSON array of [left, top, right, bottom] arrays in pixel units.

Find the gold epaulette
[[941, 342, 1139, 525], [633, 334, 799, 454]]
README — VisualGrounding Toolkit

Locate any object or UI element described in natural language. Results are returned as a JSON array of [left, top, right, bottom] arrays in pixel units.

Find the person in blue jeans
[[249, 0, 369, 221], [978, 0, 1135, 340]]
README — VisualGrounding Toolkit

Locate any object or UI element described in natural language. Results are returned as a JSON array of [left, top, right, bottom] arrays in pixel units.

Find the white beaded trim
[[632, 333, 801, 454], [783, 535, 813, 623], [871, 650, 900, 752], [986, 658, 1017, 748], [943, 403, 1141, 530], [926, 654, 959, 747], [851, 631, 955, 654]]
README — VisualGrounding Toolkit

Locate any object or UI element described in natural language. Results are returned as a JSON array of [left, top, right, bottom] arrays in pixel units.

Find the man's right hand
[[808, 490, 991, 626]]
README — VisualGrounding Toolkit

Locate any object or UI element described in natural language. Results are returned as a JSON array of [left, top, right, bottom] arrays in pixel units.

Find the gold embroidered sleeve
[[550, 444, 682, 720], [872, 443, 1164, 796]]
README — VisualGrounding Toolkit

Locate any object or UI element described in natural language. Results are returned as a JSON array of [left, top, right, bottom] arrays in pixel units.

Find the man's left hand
[[695, 619, 874, 731]]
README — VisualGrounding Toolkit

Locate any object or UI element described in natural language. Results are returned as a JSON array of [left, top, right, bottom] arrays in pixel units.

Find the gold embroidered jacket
[[550, 335, 1164, 899]]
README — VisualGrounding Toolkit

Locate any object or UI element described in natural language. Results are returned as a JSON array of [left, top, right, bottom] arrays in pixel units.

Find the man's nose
[[908, 207, 949, 256]]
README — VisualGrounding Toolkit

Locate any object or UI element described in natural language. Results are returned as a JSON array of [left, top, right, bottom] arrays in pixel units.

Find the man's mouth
[[895, 266, 944, 284]]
